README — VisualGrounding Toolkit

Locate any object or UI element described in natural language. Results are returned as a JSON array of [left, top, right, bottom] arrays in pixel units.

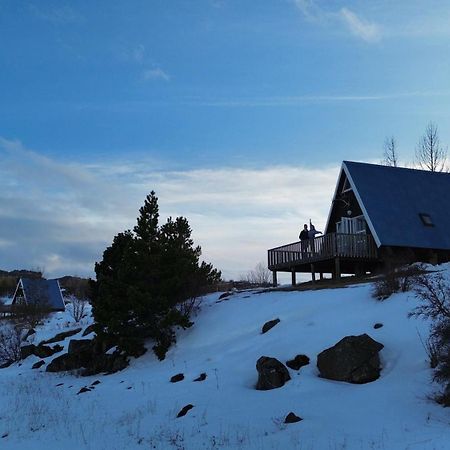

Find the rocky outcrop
[[286, 354, 310, 371], [261, 318, 280, 334], [21, 344, 63, 360], [46, 338, 129, 375], [32, 360, 45, 369], [255, 356, 291, 390], [317, 334, 384, 384], [40, 328, 82, 345]]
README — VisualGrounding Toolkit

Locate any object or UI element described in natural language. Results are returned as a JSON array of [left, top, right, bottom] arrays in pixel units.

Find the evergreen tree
[[91, 191, 221, 360]]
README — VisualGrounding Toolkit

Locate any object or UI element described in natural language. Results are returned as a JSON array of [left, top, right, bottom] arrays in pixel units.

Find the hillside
[[0, 270, 449, 449]]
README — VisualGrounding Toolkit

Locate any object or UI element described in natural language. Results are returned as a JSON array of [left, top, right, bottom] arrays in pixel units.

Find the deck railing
[[267, 233, 378, 270]]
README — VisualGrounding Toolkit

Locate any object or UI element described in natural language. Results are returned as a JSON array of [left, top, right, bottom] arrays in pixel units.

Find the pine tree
[[91, 192, 221, 360]]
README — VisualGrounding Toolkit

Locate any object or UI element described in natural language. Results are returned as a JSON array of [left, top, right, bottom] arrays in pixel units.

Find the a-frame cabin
[[12, 278, 65, 311], [268, 161, 450, 285]]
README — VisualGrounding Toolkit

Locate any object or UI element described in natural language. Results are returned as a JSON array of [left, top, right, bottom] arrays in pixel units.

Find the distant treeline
[[0, 270, 91, 299]]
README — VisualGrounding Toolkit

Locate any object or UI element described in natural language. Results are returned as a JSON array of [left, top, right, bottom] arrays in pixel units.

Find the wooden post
[[272, 271, 278, 287], [291, 269, 296, 286], [311, 264, 316, 283], [335, 257, 341, 280], [320, 272, 323, 281]]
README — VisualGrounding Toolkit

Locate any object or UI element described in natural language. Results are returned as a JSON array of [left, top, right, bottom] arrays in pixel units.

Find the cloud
[[0, 138, 340, 280], [293, 1, 382, 43], [339, 8, 381, 43], [28, 4, 82, 24], [142, 67, 170, 82]]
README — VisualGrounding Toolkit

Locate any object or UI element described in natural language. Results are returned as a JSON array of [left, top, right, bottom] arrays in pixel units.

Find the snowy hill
[[0, 272, 449, 449]]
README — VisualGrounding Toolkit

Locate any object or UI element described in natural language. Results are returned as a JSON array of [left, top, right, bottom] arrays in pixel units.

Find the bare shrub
[[0, 325, 23, 365], [372, 264, 423, 300], [410, 272, 450, 404], [66, 295, 88, 323]]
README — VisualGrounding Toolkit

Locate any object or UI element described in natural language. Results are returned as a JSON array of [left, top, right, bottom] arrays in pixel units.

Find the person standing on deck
[[308, 220, 322, 254], [299, 223, 309, 256]]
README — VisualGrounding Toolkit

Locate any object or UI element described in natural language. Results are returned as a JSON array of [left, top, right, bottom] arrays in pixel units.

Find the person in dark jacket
[[299, 224, 309, 255]]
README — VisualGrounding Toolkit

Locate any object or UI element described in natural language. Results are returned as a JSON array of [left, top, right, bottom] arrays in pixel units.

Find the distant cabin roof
[[15, 278, 65, 311], [343, 161, 450, 250]]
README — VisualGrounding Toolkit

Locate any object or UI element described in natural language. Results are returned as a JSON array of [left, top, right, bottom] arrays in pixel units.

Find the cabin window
[[342, 177, 352, 193], [419, 213, 434, 227]]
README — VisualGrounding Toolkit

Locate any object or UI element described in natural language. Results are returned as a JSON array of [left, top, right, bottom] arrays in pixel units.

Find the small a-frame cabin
[[268, 161, 450, 285], [12, 278, 65, 311]]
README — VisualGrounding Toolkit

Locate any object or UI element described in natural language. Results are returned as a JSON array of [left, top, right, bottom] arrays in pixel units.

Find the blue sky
[[1, 1, 450, 279]]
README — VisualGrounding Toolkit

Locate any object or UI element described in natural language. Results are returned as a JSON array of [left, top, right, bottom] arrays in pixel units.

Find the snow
[[0, 270, 449, 449]]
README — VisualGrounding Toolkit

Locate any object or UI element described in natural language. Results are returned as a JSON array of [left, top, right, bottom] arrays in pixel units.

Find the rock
[[77, 387, 91, 395], [317, 334, 384, 384], [91, 380, 101, 386], [2, 433, 8, 438], [82, 324, 96, 337], [20, 344, 63, 360], [176, 404, 194, 418], [261, 318, 280, 334], [24, 329, 36, 340], [373, 323, 383, 329], [255, 356, 291, 390], [55, 383, 64, 387], [40, 328, 82, 345], [284, 412, 303, 424], [46, 353, 82, 372], [193, 373, 207, 382], [170, 373, 184, 383], [218, 292, 232, 300], [286, 354, 310, 371], [68, 339, 94, 355], [32, 360, 45, 369]]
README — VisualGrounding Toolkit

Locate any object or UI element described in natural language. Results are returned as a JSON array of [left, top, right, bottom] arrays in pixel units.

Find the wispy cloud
[[0, 138, 339, 280], [293, 1, 382, 43], [142, 67, 170, 82], [339, 8, 381, 43], [28, 4, 82, 24]]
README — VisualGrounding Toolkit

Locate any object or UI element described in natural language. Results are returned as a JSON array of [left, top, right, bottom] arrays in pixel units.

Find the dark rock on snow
[[255, 356, 291, 390], [77, 387, 91, 395], [170, 373, 184, 383], [40, 328, 82, 345], [177, 404, 194, 418], [193, 373, 207, 382], [286, 354, 310, 371], [218, 292, 232, 300], [82, 324, 96, 337], [261, 318, 280, 334], [0, 361, 13, 369], [284, 412, 303, 424], [373, 323, 383, 329], [91, 380, 101, 386], [24, 328, 36, 340], [21, 344, 63, 360], [317, 334, 384, 384], [32, 360, 45, 369]]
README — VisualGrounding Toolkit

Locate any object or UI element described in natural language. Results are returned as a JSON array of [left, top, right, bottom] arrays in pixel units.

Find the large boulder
[[317, 334, 384, 384], [256, 356, 291, 390]]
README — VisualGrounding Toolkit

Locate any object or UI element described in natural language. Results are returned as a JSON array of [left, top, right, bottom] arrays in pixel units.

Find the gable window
[[419, 213, 434, 227]]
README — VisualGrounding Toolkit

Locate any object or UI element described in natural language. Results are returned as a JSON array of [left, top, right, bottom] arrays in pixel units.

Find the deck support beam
[[311, 264, 316, 283], [272, 271, 278, 287], [291, 269, 296, 286], [334, 257, 341, 280]]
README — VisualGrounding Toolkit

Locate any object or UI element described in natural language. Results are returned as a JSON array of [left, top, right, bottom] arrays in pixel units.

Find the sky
[[1, 0, 450, 280]]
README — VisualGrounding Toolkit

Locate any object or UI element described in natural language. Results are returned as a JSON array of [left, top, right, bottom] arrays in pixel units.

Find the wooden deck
[[268, 233, 378, 273]]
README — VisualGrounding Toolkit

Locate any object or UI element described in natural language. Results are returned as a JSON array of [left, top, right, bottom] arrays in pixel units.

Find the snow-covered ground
[[0, 270, 449, 449]]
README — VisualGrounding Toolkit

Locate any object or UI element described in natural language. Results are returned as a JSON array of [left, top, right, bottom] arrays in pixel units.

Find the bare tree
[[382, 136, 399, 167], [0, 325, 23, 365], [243, 262, 271, 286], [415, 122, 447, 172]]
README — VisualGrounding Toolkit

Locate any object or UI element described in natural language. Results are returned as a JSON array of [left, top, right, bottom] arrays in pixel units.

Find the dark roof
[[15, 278, 65, 311], [343, 161, 450, 250]]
